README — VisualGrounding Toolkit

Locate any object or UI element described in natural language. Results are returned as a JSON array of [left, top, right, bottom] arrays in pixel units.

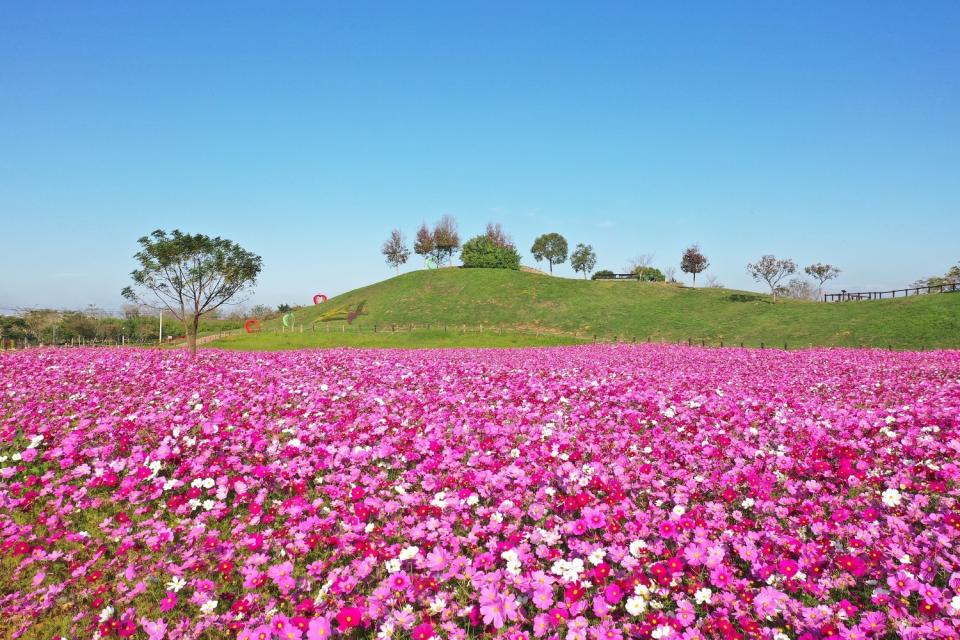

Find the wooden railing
[[824, 282, 959, 302]]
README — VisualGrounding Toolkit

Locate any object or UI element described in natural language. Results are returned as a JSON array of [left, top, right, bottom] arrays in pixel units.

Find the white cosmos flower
[[625, 596, 647, 616], [165, 576, 186, 592], [398, 546, 419, 561], [385, 558, 401, 573], [694, 587, 713, 604], [881, 487, 902, 507], [200, 599, 218, 615], [588, 548, 606, 565], [99, 605, 115, 622]]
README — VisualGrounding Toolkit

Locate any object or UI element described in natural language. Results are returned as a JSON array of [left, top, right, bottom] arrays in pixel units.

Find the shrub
[[460, 235, 521, 269], [632, 266, 666, 282], [591, 270, 616, 280]]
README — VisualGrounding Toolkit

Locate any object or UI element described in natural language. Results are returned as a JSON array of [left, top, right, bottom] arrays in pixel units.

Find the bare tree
[[663, 266, 677, 282], [746, 254, 797, 302], [485, 222, 514, 249], [704, 275, 724, 289], [381, 229, 411, 273], [804, 263, 841, 298], [780, 277, 818, 301], [680, 244, 709, 285], [628, 254, 654, 280]]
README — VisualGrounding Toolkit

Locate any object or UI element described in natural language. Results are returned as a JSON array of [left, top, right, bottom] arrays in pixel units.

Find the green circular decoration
[[282, 313, 295, 328], [425, 256, 438, 269]]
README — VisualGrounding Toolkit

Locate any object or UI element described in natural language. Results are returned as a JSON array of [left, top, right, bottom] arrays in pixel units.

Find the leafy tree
[[746, 254, 797, 302], [277, 303, 293, 313], [530, 233, 568, 274], [680, 244, 709, 285], [804, 263, 841, 297], [432, 215, 460, 266], [459, 235, 521, 269], [591, 270, 616, 280], [381, 229, 411, 273], [413, 223, 435, 266], [570, 243, 597, 279], [121, 229, 262, 356]]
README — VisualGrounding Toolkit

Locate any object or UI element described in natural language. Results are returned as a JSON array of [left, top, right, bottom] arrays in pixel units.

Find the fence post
[[761, 342, 765, 349], [687, 338, 692, 346]]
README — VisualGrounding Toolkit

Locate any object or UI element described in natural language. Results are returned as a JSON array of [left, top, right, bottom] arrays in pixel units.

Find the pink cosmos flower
[[159, 591, 177, 612]]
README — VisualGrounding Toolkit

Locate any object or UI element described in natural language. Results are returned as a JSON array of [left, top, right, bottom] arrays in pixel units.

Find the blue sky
[[1, 2, 958, 312]]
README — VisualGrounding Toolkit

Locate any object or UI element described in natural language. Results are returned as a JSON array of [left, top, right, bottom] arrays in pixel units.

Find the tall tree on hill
[[680, 244, 709, 285], [531, 233, 568, 274], [747, 254, 797, 302], [413, 223, 435, 267], [381, 229, 411, 273], [804, 263, 841, 298], [432, 215, 461, 266], [570, 243, 597, 279], [122, 229, 262, 356]]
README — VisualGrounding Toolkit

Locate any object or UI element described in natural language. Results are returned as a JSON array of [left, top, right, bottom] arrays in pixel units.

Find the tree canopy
[[121, 229, 262, 355], [531, 233, 568, 274]]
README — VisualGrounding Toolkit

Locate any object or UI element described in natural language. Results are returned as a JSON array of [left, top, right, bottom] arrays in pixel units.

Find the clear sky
[[1, 2, 958, 312]]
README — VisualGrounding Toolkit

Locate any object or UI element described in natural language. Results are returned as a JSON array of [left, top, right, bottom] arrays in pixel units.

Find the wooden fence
[[824, 281, 959, 302]]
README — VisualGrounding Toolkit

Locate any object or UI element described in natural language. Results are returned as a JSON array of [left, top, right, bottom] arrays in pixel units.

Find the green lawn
[[213, 268, 960, 350]]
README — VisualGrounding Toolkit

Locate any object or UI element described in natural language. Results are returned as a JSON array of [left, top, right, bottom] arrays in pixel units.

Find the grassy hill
[[213, 268, 960, 350]]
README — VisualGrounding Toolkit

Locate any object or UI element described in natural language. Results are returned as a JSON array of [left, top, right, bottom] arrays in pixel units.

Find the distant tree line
[[0, 305, 246, 347], [376, 219, 877, 302]]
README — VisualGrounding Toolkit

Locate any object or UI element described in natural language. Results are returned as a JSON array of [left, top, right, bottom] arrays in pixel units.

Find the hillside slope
[[246, 269, 959, 349]]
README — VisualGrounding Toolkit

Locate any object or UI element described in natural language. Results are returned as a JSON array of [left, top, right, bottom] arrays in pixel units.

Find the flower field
[[2, 345, 960, 640]]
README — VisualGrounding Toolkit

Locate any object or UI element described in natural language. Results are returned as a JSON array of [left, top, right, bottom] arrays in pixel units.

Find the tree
[[746, 254, 797, 302], [780, 277, 818, 301], [663, 266, 677, 282], [530, 233, 569, 274], [628, 254, 654, 281], [460, 235, 521, 269], [277, 303, 293, 313], [680, 245, 709, 285], [250, 304, 272, 318], [570, 243, 597, 279], [121, 229, 262, 356], [485, 222, 514, 249], [432, 215, 460, 266], [804, 263, 841, 298], [381, 229, 411, 273], [413, 223, 435, 266]]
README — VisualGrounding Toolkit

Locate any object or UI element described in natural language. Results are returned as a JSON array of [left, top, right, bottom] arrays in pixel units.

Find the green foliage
[[530, 233, 568, 274], [634, 267, 666, 282], [460, 235, 521, 269], [570, 244, 597, 279], [591, 270, 616, 280], [277, 303, 292, 313]]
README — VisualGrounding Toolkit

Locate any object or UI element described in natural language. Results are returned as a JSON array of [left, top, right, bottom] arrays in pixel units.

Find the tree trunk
[[186, 316, 199, 357], [549, 262, 553, 274], [692, 272, 696, 285]]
